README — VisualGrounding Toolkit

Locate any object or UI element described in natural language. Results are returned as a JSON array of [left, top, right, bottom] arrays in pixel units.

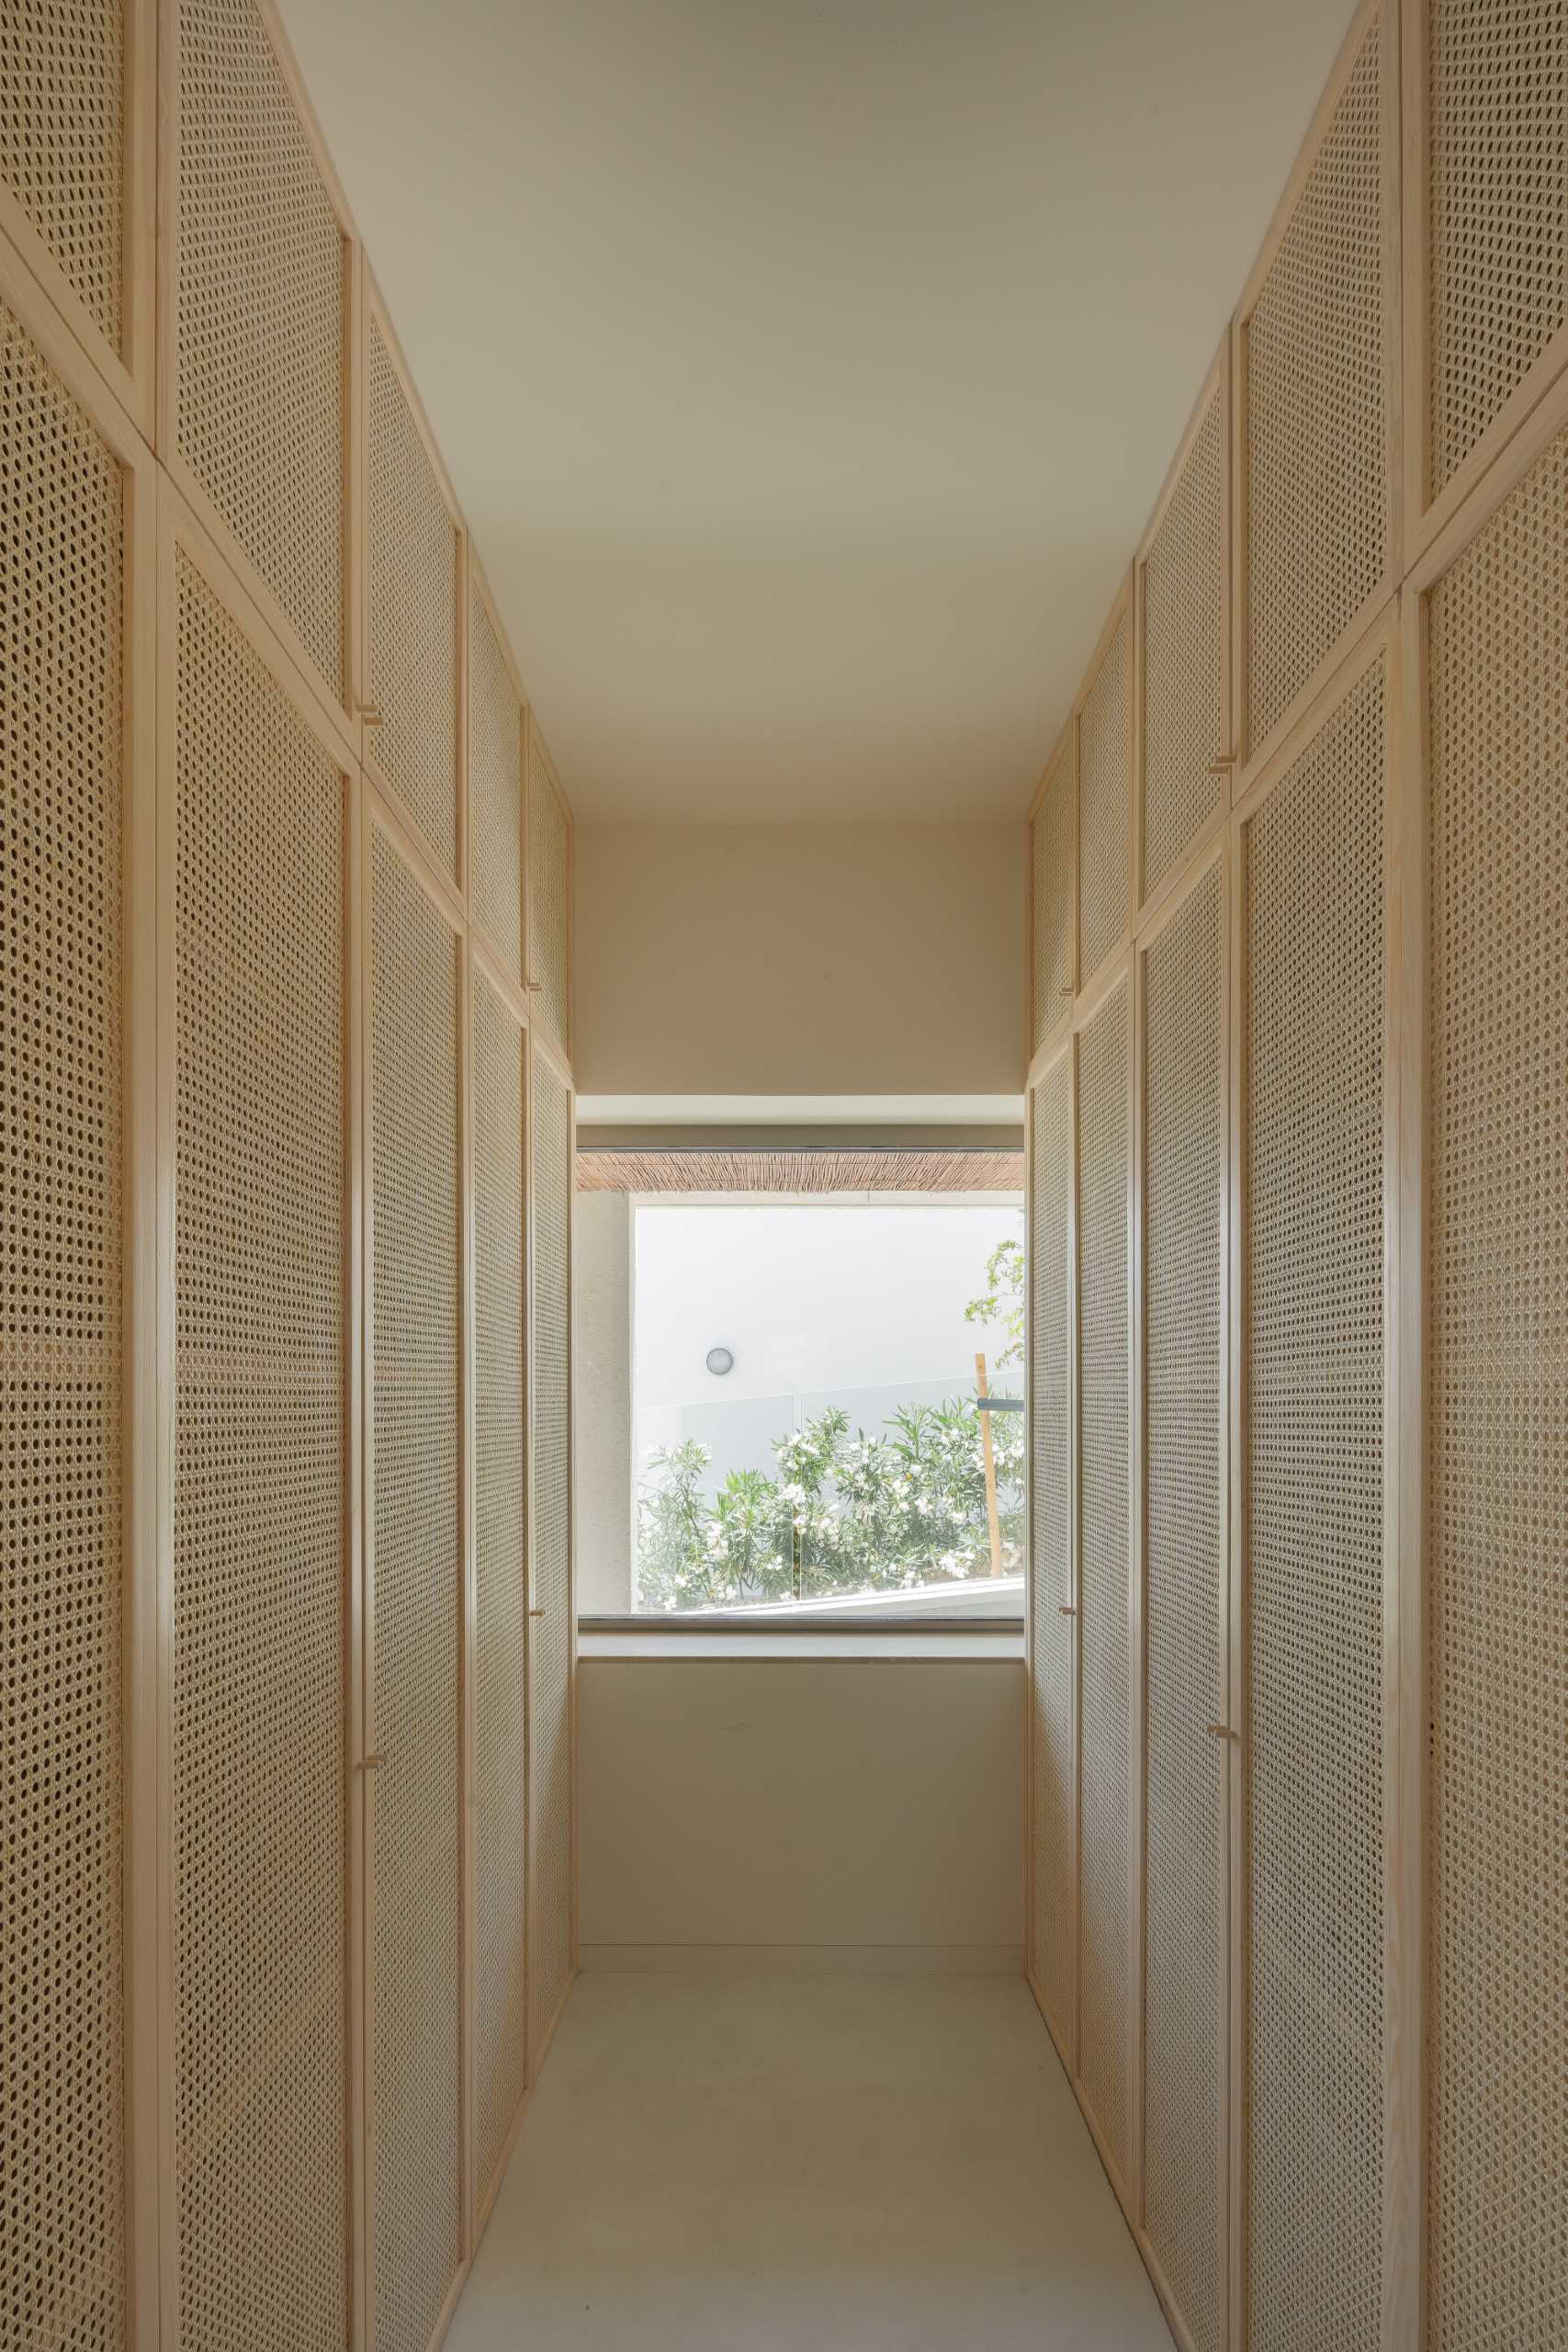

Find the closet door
[[527, 1040, 574, 2058], [525, 726, 572, 1065], [1026, 1046, 1076, 2058], [1420, 404, 1568, 2352], [1142, 853, 1228, 2352], [171, 539, 352, 2346], [1076, 976, 1135, 2199], [367, 826, 463, 2352], [1242, 639, 1389, 2352], [2, 271, 150, 2352], [472, 964, 528, 2222]]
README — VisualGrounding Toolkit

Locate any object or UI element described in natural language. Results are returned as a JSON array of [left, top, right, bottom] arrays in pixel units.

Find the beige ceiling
[[279, 0, 1355, 823]]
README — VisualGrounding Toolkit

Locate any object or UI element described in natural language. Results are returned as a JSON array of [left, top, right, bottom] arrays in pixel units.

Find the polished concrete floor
[[446, 1969, 1171, 2350]]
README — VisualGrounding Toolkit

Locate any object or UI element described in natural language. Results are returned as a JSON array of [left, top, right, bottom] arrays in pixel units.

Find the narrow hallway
[[448, 1971, 1169, 2350]]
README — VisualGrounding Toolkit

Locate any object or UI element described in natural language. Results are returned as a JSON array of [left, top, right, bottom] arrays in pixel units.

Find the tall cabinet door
[[1027, 1047, 1077, 2059], [527, 1041, 574, 2059], [1076, 977, 1136, 2201], [170, 542, 355, 2347], [367, 826, 464, 2352], [471, 965, 528, 2222], [1142, 852, 1228, 2352], [2, 275, 150, 2352], [1241, 642, 1389, 2352]]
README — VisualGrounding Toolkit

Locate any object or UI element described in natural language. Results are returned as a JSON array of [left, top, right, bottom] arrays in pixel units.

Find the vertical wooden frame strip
[[0, 0, 156, 436], [1074, 576, 1135, 996]]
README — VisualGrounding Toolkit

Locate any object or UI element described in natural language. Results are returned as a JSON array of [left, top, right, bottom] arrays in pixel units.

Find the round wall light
[[705, 1346, 735, 1376]]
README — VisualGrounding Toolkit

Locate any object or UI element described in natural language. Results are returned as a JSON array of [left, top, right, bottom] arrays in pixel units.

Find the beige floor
[[446, 1969, 1171, 2350]]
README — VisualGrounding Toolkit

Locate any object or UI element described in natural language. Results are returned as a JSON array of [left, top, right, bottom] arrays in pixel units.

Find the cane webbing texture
[[367, 317, 457, 880], [371, 831, 461, 2352], [174, 553, 347, 2349], [1143, 861, 1225, 2352], [0, 1, 123, 351], [1143, 386, 1226, 902], [2, 296, 126, 2352], [1031, 751, 1073, 1049], [1246, 656, 1385, 2352], [1028, 1057, 1075, 2046], [1247, 15, 1386, 753], [176, 0, 345, 701], [1427, 426, 1568, 2350], [529, 1049, 573, 2051], [1078, 612, 1130, 982], [473, 970, 527, 2206], [1428, 0, 1568, 500], [469, 587, 523, 983], [1077, 980, 1132, 2185], [526, 737, 570, 1057]]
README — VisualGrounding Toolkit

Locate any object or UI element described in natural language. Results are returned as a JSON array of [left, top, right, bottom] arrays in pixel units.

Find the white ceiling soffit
[[280, 0, 1357, 824]]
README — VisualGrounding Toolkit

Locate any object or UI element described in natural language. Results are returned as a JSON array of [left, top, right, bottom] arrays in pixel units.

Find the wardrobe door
[[527, 1043, 573, 2057], [472, 966, 528, 2219], [366, 310, 460, 883], [2, 282, 139, 2352], [172, 549, 350, 2346], [1424, 418, 1568, 2351], [368, 827, 463, 2352], [525, 730, 572, 1064], [1027, 1049, 1076, 2056], [1030, 740, 1075, 1051], [1244, 648, 1387, 2352], [1076, 976, 1134, 2196], [1143, 856, 1227, 2352]]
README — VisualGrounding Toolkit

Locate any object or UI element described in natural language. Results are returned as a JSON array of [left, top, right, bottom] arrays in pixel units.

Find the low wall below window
[[577, 1657, 1024, 1967]]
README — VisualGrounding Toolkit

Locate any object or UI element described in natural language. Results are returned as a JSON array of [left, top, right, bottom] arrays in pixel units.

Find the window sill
[[577, 1615, 1025, 1660]]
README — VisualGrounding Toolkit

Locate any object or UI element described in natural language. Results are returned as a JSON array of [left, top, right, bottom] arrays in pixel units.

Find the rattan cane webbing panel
[[529, 1050, 572, 2051], [1143, 388, 1226, 902], [174, 553, 347, 2351], [1428, 0, 1568, 501], [371, 831, 461, 2352], [1246, 657, 1384, 2352], [473, 970, 527, 2204], [368, 317, 457, 880], [1028, 1059, 1075, 2043], [469, 590, 523, 983], [1144, 862, 1225, 2352], [1427, 426, 1568, 2351], [1077, 981, 1132, 2184], [1247, 15, 1386, 754], [0, 1, 124, 351], [526, 739, 570, 1057], [1078, 613, 1130, 982], [176, 0, 345, 701], [2, 296, 126, 2352], [1031, 753, 1073, 1051]]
